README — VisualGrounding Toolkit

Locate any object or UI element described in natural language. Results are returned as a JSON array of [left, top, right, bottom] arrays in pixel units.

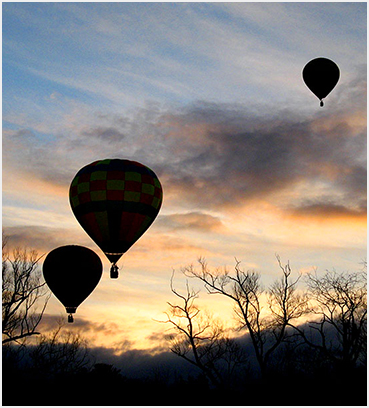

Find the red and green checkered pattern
[[69, 159, 163, 263]]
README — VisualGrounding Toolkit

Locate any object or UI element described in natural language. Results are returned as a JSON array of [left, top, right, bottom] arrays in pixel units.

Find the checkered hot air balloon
[[69, 159, 163, 278]]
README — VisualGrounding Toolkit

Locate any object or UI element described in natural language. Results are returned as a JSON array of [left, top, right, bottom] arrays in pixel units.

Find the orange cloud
[[288, 203, 367, 222]]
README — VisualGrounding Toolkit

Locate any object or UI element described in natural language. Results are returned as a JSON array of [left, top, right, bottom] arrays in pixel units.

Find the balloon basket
[[66, 307, 76, 323], [110, 264, 119, 279]]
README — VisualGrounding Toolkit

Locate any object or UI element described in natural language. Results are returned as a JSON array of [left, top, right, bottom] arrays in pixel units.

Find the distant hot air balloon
[[69, 159, 163, 278], [43, 245, 102, 323], [302, 57, 340, 107]]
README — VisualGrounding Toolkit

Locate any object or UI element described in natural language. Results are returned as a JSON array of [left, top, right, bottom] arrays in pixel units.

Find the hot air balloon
[[302, 57, 340, 107], [43, 245, 102, 322], [69, 159, 163, 278]]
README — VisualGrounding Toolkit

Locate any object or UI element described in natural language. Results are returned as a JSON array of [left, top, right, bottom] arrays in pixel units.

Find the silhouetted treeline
[[159, 257, 367, 405], [3, 325, 366, 406], [2, 244, 367, 405]]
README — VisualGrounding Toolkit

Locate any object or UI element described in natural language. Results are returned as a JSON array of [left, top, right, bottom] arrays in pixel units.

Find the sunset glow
[[3, 2, 366, 360]]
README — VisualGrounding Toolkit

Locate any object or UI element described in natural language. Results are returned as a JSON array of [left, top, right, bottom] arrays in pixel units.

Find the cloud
[[81, 126, 126, 142], [2, 225, 92, 254], [37, 313, 134, 351], [3, 68, 366, 231], [154, 96, 366, 215], [289, 202, 367, 220], [3, 128, 76, 187], [156, 212, 224, 233], [90, 346, 196, 380]]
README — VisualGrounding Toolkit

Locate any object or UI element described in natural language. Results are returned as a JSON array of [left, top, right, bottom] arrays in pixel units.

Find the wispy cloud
[[3, 3, 366, 110]]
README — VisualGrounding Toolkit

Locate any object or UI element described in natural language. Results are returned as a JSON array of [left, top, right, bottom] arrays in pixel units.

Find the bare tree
[[2, 236, 50, 345], [183, 256, 308, 378], [292, 267, 367, 371], [268, 256, 310, 337], [161, 272, 246, 387], [30, 323, 92, 376]]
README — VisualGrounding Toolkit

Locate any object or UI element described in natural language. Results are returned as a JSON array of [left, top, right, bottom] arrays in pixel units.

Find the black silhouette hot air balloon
[[69, 159, 163, 278], [302, 57, 340, 107], [43, 245, 102, 322]]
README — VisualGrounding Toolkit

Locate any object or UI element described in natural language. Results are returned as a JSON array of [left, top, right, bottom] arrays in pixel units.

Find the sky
[[2, 2, 367, 354]]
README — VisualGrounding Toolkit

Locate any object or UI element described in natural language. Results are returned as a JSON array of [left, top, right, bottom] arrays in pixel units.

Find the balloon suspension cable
[[68, 314, 74, 323], [110, 263, 119, 279], [320, 100, 324, 107]]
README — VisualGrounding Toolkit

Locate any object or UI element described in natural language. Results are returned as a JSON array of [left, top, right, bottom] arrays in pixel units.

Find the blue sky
[[2, 2, 367, 351], [3, 2, 366, 111]]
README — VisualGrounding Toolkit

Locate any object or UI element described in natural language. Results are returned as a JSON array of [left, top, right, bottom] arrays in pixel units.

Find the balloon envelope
[[69, 159, 163, 264], [302, 57, 340, 105], [43, 245, 102, 315]]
